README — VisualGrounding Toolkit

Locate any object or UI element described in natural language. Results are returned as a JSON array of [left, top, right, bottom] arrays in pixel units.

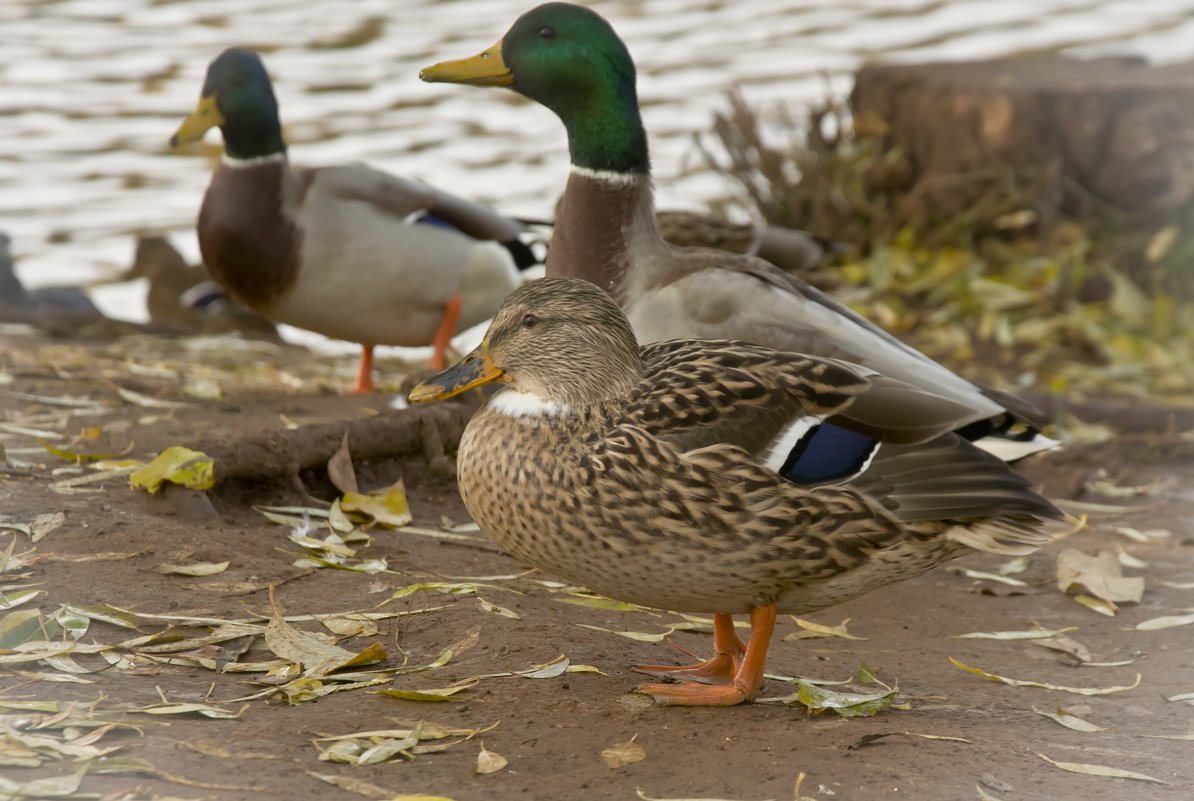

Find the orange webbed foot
[[634, 605, 777, 707]]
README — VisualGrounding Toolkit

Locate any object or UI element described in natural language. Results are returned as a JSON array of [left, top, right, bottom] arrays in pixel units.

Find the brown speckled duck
[[420, 2, 1052, 459], [410, 277, 1062, 707], [172, 47, 536, 392]]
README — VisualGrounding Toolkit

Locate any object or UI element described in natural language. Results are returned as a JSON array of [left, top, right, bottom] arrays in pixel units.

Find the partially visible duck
[[124, 236, 280, 340], [420, 3, 1052, 458], [410, 277, 1063, 706], [173, 47, 538, 392], [0, 232, 103, 324]]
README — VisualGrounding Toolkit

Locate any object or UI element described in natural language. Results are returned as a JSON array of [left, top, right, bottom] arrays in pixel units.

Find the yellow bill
[[170, 94, 225, 147], [419, 40, 512, 87]]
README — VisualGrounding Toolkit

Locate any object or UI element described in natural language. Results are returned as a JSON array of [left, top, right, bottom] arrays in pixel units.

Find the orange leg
[[431, 294, 463, 370], [352, 345, 376, 394], [636, 604, 777, 707], [633, 613, 746, 686]]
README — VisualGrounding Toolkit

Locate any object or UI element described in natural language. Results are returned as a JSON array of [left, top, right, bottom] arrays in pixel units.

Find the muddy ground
[[1, 326, 1192, 801]]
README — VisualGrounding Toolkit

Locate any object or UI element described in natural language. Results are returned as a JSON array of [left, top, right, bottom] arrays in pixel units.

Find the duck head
[[420, 3, 648, 174], [409, 277, 643, 409], [171, 47, 286, 160]]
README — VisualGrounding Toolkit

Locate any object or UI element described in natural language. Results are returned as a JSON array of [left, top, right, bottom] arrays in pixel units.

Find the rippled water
[[4, 0, 1194, 332]]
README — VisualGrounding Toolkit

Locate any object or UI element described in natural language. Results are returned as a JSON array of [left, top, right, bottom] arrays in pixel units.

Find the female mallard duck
[[410, 277, 1062, 707], [172, 47, 537, 392], [420, 3, 1050, 458]]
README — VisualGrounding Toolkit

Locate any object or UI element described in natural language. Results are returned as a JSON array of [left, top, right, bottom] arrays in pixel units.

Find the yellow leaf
[[378, 679, 478, 702], [786, 617, 864, 640], [129, 447, 214, 493], [341, 479, 412, 527], [578, 624, 676, 642], [951, 658, 1140, 695], [602, 733, 645, 769]]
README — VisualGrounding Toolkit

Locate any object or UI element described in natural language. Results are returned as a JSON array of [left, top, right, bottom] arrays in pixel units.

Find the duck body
[[175, 47, 533, 391], [410, 277, 1062, 706], [197, 156, 519, 349], [421, 3, 1053, 454]]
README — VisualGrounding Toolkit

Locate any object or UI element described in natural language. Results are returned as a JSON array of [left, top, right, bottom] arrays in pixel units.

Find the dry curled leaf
[[603, 733, 645, 769], [475, 742, 508, 774], [327, 431, 358, 495], [1056, 548, 1143, 612], [1032, 699, 1112, 732]]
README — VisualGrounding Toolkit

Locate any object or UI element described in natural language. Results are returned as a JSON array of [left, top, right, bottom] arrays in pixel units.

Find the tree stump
[[850, 56, 1194, 220]]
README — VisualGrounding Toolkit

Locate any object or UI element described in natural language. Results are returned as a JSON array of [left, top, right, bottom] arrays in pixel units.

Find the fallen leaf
[[129, 447, 214, 493], [327, 432, 358, 494], [0, 589, 42, 611], [559, 595, 646, 612], [578, 623, 676, 642], [1056, 548, 1143, 612], [155, 560, 230, 576], [378, 679, 478, 702], [30, 511, 65, 543], [475, 742, 508, 774], [1136, 612, 1194, 631], [136, 701, 248, 719], [341, 479, 412, 527], [1032, 699, 1112, 732], [766, 681, 898, 717], [945, 567, 1026, 586], [785, 617, 864, 640], [636, 790, 772, 801], [478, 597, 521, 620], [109, 383, 192, 408], [1038, 753, 1168, 784], [602, 733, 645, 769], [954, 625, 1076, 640], [39, 439, 128, 463], [306, 771, 393, 799], [951, 658, 1141, 695]]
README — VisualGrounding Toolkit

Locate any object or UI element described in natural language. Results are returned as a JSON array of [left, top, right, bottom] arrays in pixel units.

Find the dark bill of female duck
[[408, 344, 505, 402]]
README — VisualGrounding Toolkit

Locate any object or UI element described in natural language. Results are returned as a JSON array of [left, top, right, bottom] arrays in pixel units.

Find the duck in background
[[410, 277, 1063, 706], [0, 232, 104, 327], [420, 2, 1052, 460], [172, 47, 539, 392], [123, 235, 281, 340]]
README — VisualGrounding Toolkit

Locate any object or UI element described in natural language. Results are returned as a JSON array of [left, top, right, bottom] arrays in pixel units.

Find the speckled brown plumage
[[410, 277, 1062, 706]]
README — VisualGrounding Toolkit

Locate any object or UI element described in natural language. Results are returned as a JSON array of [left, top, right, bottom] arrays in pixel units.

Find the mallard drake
[[420, 3, 1051, 458], [410, 277, 1062, 706], [172, 47, 538, 392]]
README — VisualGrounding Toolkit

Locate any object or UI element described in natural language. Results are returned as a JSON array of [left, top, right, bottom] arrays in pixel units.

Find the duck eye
[[538, 25, 556, 39], [521, 314, 539, 328]]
